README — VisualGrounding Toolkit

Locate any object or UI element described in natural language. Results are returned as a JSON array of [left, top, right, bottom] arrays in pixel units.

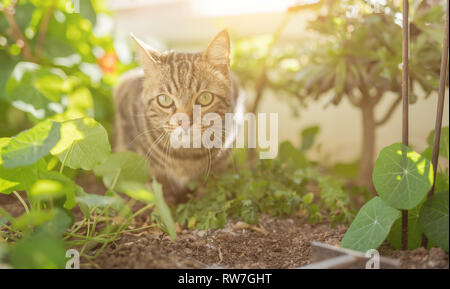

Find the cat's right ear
[[130, 33, 161, 74]]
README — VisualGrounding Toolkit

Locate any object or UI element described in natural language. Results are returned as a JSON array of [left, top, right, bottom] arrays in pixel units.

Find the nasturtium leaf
[[341, 197, 400, 252], [435, 171, 449, 194], [50, 117, 110, 170], [35, 209, 73, 238], [5, 62, 68, 119], [12, 210, 55, 231], [279, 141, 308, 169], [387, 205, 423, 250], [120, 181, 155, 204], [427, 126, 449, 159], [419, 190, 449, 252], [29, 179, 66, 201], [1, 120, 61, 168], [152, 180, 176, 241], [28, 171, 79, 210], [373, 143, 433, 210], [75, 194, 117, 208], [9, 231, 67, 269], [93, 151, 150, 191], [0, 137, 47, 194]]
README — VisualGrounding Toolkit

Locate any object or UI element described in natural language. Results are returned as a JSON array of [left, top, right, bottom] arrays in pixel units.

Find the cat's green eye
[[197, 92, 214, 106], [157, 94, 174, 108]]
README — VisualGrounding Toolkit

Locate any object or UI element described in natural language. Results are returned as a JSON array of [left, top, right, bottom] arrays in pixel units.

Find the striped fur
[[114, 31, 242, 204]]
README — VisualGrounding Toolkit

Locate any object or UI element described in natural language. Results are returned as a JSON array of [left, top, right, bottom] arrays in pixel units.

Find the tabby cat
[[114, 30, 243, 204]]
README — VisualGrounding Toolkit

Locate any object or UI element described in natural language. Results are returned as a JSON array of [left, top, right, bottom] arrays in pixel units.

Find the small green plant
[[341, 126, 449, 252], [175, 135, 355, 230]]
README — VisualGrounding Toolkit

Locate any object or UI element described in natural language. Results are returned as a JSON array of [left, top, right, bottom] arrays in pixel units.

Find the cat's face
[[132, 31, 232, 141]]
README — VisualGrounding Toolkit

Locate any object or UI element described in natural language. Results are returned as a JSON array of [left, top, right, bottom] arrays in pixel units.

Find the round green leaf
[[50, 117, 110, 170], [373, 143, 433, 210], [1, 120, 61, 168], [6, 62, 68, 119], [387, 205, 423, 250], [427, 126, 449, 159], [75, 194, 117, 208], [1, 138, 48, 194], [419, 190, 449, 252], [341, 197, 400, 252], [9, 232, 67, 269], [93, 151, 150, 191]]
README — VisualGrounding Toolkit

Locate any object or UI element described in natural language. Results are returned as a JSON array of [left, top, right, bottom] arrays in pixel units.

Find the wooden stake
[[401, 0, 410, 251], [422, 0, 449, 248]]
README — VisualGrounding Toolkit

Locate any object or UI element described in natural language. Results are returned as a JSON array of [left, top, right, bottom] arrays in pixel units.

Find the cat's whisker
[[144, 132, 167, 161], [128, 126, 165, 146]]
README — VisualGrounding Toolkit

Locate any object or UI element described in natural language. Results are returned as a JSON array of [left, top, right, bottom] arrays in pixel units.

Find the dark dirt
[[1, 184, 448, 269], [87, 214, 448, 269]]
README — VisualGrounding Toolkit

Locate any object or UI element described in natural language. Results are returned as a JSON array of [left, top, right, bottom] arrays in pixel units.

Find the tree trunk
[[358, 100, 376, 190]]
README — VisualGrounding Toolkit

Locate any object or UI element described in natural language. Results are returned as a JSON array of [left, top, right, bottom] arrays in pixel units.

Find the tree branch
[[347, 89, 362, 107], [375, 95, 402, 126], [1, 1, 35, 62], [35, 1, 56, 61]]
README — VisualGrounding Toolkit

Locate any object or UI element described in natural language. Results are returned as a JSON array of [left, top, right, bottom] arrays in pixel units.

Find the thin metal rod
[[401, 0, 410, 251], [429, 0, 449, 198], [422, 0, 449, 248]]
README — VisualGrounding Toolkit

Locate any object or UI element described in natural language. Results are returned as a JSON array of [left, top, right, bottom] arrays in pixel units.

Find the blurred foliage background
[[0, 0, 136, 138]]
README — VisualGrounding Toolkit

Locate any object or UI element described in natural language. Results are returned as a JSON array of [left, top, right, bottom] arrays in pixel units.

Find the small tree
[[233, 0, 446, 188]]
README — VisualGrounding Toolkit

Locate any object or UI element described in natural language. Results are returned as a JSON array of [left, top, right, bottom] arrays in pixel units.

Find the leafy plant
[[232, 0, 447, 188], [0, 117, 176, 268], [175, 139, 354, 230], [0, 0, 173, 269], [342, 126, 449, 252]]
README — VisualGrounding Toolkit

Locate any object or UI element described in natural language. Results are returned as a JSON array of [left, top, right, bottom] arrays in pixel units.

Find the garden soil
[[0, 175, 448, 269]]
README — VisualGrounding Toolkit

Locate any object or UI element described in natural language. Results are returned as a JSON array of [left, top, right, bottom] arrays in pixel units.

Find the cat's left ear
[[130, 33, 161, 75], [203, 30, 230, 67]]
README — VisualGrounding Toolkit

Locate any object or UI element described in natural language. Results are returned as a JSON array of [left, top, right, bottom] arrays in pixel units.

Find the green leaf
[[373, 143, 433, 210], [419, 190, 449, 252], [5, 62, 68, 119], [9, 232, 67, 269], [0, 53, 17, 100], [93, 151, 150, 192], [279, 141, 308, 168], [28, 171, 79, 209], [427, 126, 449, 159], [120, 182, 155, 204], [34, 208, 72, 238], [387, 205, 423, 250], [75, 194, 117, 208], [341, 197, 400, 252], [80, 0, 97, 26], [1, 120, 60, 168], [12, 210, 55, 231], [302, 192, 314, 205], [50, 117, 110, 170], [0, 138, 47, 194], [152, 180, 176, 241], [300, 125, 320, 151]]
